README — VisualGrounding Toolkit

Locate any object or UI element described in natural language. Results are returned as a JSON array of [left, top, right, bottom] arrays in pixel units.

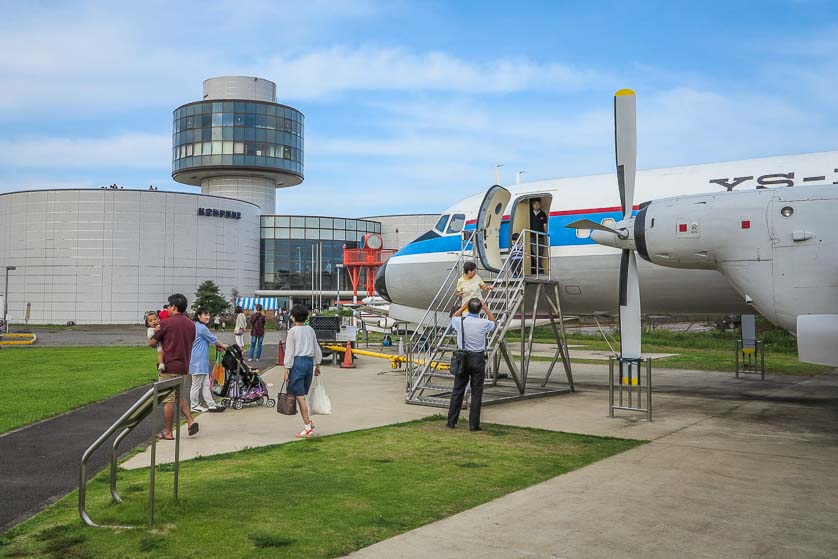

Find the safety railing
[[79, 376, 183, 528]]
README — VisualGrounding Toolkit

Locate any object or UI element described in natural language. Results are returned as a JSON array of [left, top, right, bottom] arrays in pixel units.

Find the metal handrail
[[405, 229, 551, 400], [79, 376, 183, 528]]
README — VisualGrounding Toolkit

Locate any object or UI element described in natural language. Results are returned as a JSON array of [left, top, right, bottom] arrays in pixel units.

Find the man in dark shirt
[[529, 198, 548, 274], [248, 304, 266, 362], [149, 293, 198, 439]]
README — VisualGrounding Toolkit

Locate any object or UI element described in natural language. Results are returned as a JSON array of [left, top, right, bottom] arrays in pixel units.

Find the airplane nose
[[374, 261, 391, 302]]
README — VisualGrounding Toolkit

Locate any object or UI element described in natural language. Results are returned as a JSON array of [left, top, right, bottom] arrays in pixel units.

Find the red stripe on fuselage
[[464, 204, 640, 225]]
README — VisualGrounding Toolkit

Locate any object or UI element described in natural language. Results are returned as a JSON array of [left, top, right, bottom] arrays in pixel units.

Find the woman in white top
[[233, 305, 247, 349], [283, 304, 323, 438]]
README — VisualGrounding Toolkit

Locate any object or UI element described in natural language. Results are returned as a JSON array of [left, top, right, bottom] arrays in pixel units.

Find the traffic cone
[[277, 340, 285, 366], [340, 341, 356, 369]]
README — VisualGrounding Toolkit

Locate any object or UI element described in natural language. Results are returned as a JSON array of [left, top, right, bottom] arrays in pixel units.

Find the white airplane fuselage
[[376, 152, 838, 329]]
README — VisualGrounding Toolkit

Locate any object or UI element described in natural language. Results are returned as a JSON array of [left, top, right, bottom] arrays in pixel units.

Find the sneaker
[[206, 404, 218, 410], [192, 405, 208, 413], [295, 427, 313, 438]]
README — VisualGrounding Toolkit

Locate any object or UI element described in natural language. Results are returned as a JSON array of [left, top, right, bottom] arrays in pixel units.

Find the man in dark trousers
[[446, 298, 497, 431], [529, 198, 548, 274], [148, 293, 198, 440], [248, 303, 266, 362]]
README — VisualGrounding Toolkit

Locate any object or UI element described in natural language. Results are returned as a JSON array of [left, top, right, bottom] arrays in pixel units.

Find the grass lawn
[[0, 347, 158, 434], [506, 328, 833, 375], [0, 418, 643, 559]]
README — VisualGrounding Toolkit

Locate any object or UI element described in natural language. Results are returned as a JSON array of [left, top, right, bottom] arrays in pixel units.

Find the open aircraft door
[[475, 184, 511, 273]]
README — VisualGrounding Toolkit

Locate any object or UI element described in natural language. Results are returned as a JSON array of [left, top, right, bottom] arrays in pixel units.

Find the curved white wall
[[201, 176, 276, 213], [0, 189, 260, 325]]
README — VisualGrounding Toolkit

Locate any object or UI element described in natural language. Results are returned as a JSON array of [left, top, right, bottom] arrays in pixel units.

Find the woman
[[190, 306, 227, 412], [283, 304, 323, 438], [233, 305, 247, 349], [456, 261, 492, 304]]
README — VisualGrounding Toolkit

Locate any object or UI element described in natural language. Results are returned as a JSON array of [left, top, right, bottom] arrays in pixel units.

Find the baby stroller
[[217, 345, 276, 410]]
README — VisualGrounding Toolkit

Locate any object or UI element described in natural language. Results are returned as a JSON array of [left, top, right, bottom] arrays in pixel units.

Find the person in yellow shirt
[[456, 261, 492, 304]]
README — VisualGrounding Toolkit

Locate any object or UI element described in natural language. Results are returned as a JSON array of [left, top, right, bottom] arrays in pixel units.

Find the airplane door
[[476, 185, 512, 272]]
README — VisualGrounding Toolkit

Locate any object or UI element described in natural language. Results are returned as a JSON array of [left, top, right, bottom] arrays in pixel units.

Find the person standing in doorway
[[529, 198, 548, 274], [283, 304, 323, 438], [233, 305, 246, 349], [446, 298, 497, 431], [248, 303, 266, 362], [148, 293, 199, 439]]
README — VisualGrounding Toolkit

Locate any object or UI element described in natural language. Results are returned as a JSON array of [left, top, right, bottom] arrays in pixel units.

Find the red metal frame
[[343, 246, 396, 298]]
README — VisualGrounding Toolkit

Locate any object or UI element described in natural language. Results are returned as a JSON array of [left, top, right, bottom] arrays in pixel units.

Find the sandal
[[156, 432, 174, 441], [188, 422, 200, 436]]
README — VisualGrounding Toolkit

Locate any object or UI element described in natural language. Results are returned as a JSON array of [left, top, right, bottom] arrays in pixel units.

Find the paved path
[[346, 368, 838, 559], [0, 347, 279, 533], [17, 326, 288, 348]]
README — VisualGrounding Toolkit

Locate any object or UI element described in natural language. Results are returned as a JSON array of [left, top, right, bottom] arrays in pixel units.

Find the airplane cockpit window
[[446, 214, 465, 234], [434, 214, 450, 232]]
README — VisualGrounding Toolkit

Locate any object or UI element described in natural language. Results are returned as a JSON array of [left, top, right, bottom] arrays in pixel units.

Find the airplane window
[[601, 218, 617, 228], [434, 214, 450, 232], [447, 214, 466, 234], [575, 228, 591, 239]]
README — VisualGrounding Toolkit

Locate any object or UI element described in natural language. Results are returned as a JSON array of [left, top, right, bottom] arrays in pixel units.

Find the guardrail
[[79, 376, 184, 528]]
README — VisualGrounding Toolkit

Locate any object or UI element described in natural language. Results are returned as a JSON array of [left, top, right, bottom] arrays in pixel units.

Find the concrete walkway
[[346, 368, 838, 559], [123, 359, 434, 469]]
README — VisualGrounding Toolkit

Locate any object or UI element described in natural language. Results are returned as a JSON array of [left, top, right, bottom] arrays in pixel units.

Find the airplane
[[375, 96, 838, 367]]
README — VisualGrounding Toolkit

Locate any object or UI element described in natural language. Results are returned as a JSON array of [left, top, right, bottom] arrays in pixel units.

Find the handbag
[[276, 380, 298, 415], [449, 316, 468, 378]]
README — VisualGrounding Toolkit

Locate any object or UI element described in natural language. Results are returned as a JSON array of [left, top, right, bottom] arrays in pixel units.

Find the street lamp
[[4, 266, 16, 329], [335, 264, 344, 310]]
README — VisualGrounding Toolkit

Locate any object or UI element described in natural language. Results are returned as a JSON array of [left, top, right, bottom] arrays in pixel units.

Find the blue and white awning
[[237, 297, 279, 311]]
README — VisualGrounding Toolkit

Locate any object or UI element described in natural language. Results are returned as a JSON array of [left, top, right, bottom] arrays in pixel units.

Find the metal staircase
[[405, 230, 574, 407]]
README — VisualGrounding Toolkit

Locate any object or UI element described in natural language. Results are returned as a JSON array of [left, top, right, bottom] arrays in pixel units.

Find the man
[[529, 198, 548, 274], [446, 298, 497, 431], [248, 303, 266, 362], [148, 293, 199, 439]]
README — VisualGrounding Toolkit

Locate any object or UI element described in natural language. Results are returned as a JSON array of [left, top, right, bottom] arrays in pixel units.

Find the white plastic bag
[[308, 376, 332, 415]]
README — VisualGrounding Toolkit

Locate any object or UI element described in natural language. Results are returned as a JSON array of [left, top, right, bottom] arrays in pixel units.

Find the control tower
[[172, 76, 304, 211]]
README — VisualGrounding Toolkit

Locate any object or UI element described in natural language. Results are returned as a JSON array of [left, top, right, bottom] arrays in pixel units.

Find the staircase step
[[406, 396, 451, 408], [415, 383, 454, 391]]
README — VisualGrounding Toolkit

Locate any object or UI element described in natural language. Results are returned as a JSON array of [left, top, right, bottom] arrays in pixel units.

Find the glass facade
[[171, 100, 304, 179], [260, 215, 382, 292]]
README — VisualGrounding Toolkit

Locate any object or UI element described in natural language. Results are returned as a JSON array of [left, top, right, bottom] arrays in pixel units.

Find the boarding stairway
[[405, 230, 574, 407]]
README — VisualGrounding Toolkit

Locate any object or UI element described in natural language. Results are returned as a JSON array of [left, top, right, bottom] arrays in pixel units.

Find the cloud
[[0, 133, 170, 168], [262, 47, 606, 100]]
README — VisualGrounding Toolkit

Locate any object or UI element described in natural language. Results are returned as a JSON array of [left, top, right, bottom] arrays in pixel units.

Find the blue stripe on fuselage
[[394, 209, 631, 257]]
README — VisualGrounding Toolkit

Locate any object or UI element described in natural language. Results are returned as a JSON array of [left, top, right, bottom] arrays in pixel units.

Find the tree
[[229, 287, 240, 311], [193, 280, 229, 316]]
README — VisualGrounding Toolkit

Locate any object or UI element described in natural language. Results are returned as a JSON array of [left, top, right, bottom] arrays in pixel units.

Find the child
[[510, 233, 524, 277], [283, 304, 323, 438], [144, 311, 166, 372]]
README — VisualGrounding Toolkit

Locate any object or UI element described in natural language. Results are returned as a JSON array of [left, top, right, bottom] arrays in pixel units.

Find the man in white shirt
[[446, 298, 497, 431]]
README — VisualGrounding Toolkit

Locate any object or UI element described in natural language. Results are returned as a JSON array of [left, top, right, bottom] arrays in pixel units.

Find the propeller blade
[[619, 249, 641, 360], [565, 219, 620, 235], [614, 89, 637, 221]]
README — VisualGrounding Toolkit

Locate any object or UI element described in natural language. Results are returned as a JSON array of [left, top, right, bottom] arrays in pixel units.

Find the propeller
[[566, 89, 641, 363], [614, 89, 641, 361]]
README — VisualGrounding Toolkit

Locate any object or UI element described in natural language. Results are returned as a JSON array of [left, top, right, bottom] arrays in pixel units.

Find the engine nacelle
[[633, 185, 838, 337]]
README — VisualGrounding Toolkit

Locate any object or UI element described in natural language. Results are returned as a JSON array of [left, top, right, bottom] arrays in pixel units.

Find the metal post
[[646, 357, 653, 422], [608, 357, 615, 417], [4, 266, 16, 327], [173, 382, 180, 502], [149, 384, 158, 524]]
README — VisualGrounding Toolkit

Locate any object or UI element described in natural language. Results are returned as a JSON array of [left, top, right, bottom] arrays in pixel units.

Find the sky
[[1, 0, 837, 216]]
